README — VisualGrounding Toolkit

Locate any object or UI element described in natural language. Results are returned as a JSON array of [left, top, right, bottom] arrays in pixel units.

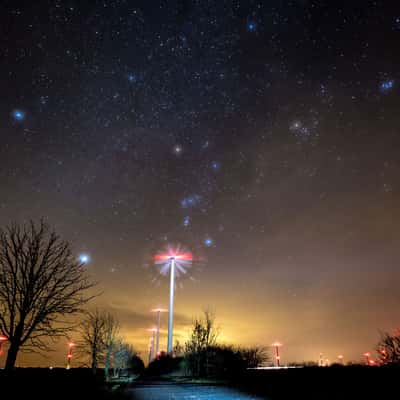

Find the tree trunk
[[5, 341, 20, 370], [92, 347, 98, 375], [104, 351, 110, 381]]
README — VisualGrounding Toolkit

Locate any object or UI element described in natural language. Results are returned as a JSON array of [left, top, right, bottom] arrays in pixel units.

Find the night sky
[[1, 0, 400, 366]]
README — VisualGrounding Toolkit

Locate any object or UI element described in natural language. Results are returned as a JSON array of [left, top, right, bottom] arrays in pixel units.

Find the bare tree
[[185, 309, 218, 376], [238, 346, 270, 368], [185, 309, 218, 354], [103, 313, 120, 380], [376, 330, 400, 365], [173, 340, 184, 357], [79, 309, 121, 377], [0, 221, 96, 370], [112, 338, 137, 378], [79, 309, 106, 374]]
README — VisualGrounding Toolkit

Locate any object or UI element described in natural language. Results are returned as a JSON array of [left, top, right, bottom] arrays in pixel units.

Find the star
[[78, 253, 90, 264], [290, 121, 302, 131], [12, 109, 26, 121], [173, 144, 183, 155], [128, 74, 137, 83], [183, 216, 191, 227], [181, 195, 201, 208], [211, 161, 221, 171], [204, 237, 214, 247], [380, 79, 395, 93], [247, 20, 257, 32]]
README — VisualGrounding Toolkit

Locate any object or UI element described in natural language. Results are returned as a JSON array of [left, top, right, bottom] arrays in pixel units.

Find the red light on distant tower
[[363, 352, 371, 366], [272, 342, 283, 367], [0, 335, 8, 355], [66, 341, 75, 369]]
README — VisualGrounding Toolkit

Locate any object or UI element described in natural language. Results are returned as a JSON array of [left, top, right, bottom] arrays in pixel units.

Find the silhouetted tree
[[184, 309, 219, 377], [376, 330, 400, 365], [0, 221, 95, 370], [103, 313, 120, 380], [173, 340, 184, 357], [79, 310, 136, 378], [146, 353, 183, 376], [112, 339, 137, 378], [206, 345, 246, 378], [239, 346, 270, 368], [79, 309, 107, 374], [128, 353, 145, 375]]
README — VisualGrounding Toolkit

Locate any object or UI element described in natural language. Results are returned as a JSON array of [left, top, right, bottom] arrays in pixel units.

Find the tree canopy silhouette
[[0, 220, 96, 369]]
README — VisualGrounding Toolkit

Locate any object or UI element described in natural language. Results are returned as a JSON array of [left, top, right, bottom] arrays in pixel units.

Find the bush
[[185, 345, 246, 379], [145, 354, 183, 376], [128, 354, 145, 375]]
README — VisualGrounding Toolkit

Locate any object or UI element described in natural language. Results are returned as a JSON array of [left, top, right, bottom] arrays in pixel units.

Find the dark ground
[[0, 368, 129, 400], [0, 366, 398, 400], [234, 366, 399, 400]]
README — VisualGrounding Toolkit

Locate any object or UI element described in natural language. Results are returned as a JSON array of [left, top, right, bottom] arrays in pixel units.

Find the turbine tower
[[151, 308, 167, 358], [154, 246, 192, 354], [148, 328, 157, 363]]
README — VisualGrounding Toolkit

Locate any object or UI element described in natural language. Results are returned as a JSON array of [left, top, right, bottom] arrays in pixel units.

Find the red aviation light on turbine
[[154, 252, 193, 262], [154, 245, 193, 277], [151, 308, 168, 313]]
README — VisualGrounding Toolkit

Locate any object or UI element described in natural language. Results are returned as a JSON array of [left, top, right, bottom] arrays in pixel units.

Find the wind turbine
[[154, 246, 193, 353], [151, 308, 167, 358]]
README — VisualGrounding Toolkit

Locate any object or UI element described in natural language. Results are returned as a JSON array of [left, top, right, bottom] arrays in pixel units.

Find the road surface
[[128, 382, 265, 400]]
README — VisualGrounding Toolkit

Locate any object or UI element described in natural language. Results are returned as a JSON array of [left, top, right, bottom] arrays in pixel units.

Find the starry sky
[[1, 0, 400, 367]]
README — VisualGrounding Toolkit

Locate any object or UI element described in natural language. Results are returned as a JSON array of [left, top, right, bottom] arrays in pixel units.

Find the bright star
[[12, 109, 25, 121], [183, 216, 191, 227], [247, 21, 257, 32], [173, 145, 183, 155], [79, 254, 90, 264], [290, 120, 302, 131], [204, 237, 214, 247], [211, 161, 221, 171], [128, 74, 137, 83]]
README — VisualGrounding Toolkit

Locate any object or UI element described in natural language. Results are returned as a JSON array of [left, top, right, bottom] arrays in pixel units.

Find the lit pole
[[148, 338, 153, 365], [0, 335, 7, 356], [168, 257, 175, 354], [148, 328, 157, 362], [66, 341, 75, 370], [319, 353, 324, 367], [152, 308, 167, 358], [337, 354, 344, 365], [154, 247, 193, 355], [272, 342, 282, 367]]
